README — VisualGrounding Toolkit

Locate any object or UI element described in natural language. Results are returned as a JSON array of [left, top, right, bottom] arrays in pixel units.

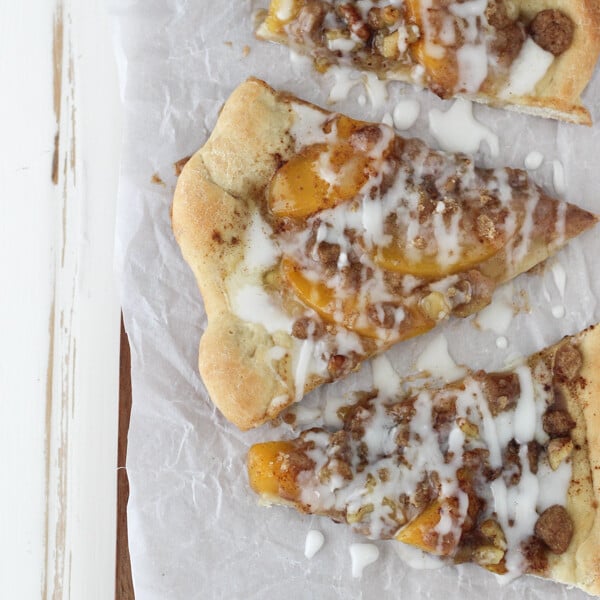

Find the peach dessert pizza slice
[[248, 325, 600, 594], [172, 78, 596, 430], [256, 0, 600, 124]]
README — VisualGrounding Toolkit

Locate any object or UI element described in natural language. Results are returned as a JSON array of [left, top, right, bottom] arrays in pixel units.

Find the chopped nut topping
[[547, 437, 574, 470], [337, 3, 371, 42], [473, 545, 505, 566], [420, 291, 450, 321], [457, 417, 479, 438], [480, 519, 507, 551]]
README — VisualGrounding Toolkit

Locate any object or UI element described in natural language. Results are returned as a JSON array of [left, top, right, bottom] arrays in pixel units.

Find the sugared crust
[[172, 80, 296, 429], [543, 325, 600, 595]]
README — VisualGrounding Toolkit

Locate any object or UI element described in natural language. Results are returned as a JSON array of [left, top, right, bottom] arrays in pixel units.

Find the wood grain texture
[[116, 319, 135, 600]]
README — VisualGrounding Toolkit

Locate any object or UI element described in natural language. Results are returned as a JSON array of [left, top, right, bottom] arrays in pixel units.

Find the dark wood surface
[[116, 319, 135, 599]]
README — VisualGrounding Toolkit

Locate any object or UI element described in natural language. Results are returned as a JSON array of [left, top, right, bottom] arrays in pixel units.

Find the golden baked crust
[[173, 78, 596, 430], [257, 0, 600, 124], [246, 324, 600, 595], [544, 324, 600, 594]]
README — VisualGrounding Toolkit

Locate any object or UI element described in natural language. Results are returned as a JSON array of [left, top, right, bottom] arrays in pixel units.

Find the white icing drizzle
[[513, 365, 536, 443], [553, 159, 566, 195], [551, 262, 566, 299], [328, 37, 359, 53], [293, 339, 318, 401], [449, 0, 488, 18], [230, 285, 293, 334], [496, 336, 508, 349], [304, 529, 325, 558], [429, 99, 499, 157], [392, 98, 420, 130], [456, 43, 488, 93], [524, 151, 544, 171], [328, 66, 362, 103], [244, 213, 280, 270], [381, 112, 394, 127], [350, 543, 380, 577], [371, 354, 401, 397], [502, 38, 554, 98], [363, 72, 389, 109], [415, 334, 467, 382], [474, 284, 514, 335], [552, 305, 566, 319]]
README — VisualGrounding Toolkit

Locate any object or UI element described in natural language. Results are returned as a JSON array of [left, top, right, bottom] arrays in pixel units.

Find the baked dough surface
[[546, 324, 600, 594], [173, 79, 596, 430]]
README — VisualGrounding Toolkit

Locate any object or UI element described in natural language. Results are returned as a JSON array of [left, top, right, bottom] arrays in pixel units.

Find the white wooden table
[[2, 2, 124, 598]]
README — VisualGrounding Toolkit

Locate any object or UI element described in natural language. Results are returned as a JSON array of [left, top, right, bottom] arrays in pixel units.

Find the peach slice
[[268, 116, 384, 219], [247, 441, 301, 500], [372, 233, 505, 278], [263, 0, 303, 34], [282, 257, 435, 339], [405, 0, 458, 96], [395, 497, 462, 556]]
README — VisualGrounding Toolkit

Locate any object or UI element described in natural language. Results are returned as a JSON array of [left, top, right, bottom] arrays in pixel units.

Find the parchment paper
[[110, 2, 600, 598]]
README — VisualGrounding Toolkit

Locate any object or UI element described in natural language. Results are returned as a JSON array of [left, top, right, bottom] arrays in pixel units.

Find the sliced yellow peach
[[281, 257, 379, 337], [269, 115, 387, 219], [247, 441, 300, 500], [373, 235, 504, 277], [281, 257, 435, 340], [269, 144, 331, 218], [263, 0, 303, 34], [395, 498, 461, 556], [404, 0, 458, 96], [410, 38, 458, 96]]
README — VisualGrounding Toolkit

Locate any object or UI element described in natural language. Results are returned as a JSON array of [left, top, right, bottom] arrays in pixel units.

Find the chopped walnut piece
[[457, 417, 479, 438], [289, 2, 327, 43], [534, 505, 574, 554], [480, 519, 507, 551], [530, 9, 575, 56], [543, 409, 575, 437], [420, 291, 450, 321], [547, 437, 574, 470], [337, 4, 371, 42], [368, 6, 402, 29], [553, 343, 583, 382], [473, 545, 505, 566]]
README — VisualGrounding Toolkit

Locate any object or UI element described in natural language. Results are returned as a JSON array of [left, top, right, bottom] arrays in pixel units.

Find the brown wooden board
[[116, 318, 135, 599]]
